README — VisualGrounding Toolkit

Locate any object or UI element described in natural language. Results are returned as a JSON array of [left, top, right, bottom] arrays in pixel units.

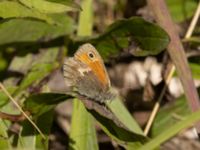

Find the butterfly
[[63, 43, 115, 103]]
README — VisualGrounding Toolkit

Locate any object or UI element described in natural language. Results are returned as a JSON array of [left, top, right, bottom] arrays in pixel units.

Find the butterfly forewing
[[63, 43, 115, 102], [74, 44, 110, 89]]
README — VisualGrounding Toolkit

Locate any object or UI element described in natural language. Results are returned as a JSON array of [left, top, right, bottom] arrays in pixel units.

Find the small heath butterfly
[[63, 43, 115, 103]]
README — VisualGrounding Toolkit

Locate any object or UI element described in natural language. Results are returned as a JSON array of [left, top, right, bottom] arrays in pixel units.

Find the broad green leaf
[[95, 17, 169, 57], [67, 95, 147, 147], [24, 93, 146, 147], [94, 98, 145, 148], [19, 0, 80, 14], [0, 14, 74, 45], [69, 0, 98, 150], [0, 1, 53, 24], [166, 0, 198, 22], [24, 93, 71, 117], [86, 104, 146, 144], [69, 17, 169, 59], [84, 97, 147, 147], [138, 109, 200, 150]]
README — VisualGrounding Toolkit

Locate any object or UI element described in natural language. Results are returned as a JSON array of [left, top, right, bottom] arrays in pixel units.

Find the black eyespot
[[88, 52, 95, 59]]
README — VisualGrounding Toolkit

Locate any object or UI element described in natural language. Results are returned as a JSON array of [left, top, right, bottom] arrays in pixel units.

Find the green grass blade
[[77, 0, 93, 36], [107, 97, 144, 135], [69, 100, 98, 150], [138, 110, 200, 150], [69, 0, 98, 150]]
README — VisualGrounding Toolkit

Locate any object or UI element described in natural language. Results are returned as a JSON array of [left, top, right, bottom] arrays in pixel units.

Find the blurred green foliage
[[0, 0, 199, 149], [166, 0, 198, 22]]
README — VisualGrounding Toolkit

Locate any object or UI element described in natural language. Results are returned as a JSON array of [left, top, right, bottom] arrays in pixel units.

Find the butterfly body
[[63, 43, 114, 103]]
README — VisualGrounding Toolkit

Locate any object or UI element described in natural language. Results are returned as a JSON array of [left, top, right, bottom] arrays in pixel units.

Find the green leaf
[[174, 62, 200, 80], [70, 17, 169, 59], [0, 53, 7, 71], [106, 98, 146, 147], [0, 1, 53, 24], [151, 95, 190, 137], [19, 110, 54, 149], [0, 120, 11, 149], [96, 17, 169, 57], [24, 93, 71, 117], [166, 0, 198, 22], [19, 0, 80, 14], [0, 14, 74, 45], [87, 106, 146, 144], [0, 86, 17, 108], [89, 109, 146, 143], [45, 0, 81, 10], [138, 109, 200, 150], [190, 63, 200, 79], [183, 36, 200, 44], [77, 97, 147, 147], [107, 98, 144, 135], [24, 93, 147, 148], [19, 93, 71, 149], [0, 101, 20, 149]]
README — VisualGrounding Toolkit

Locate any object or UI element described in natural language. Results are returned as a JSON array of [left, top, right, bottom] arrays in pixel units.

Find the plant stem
[[145, 0, 200, 135]]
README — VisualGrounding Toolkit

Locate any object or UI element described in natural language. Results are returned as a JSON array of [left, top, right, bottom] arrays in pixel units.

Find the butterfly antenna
[[0, 82, 46, 139]]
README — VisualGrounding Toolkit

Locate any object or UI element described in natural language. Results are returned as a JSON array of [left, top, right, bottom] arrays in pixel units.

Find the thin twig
[[144, 1, 200, 136], [185, 2, 200, 39], [0, 82, 46, 139], [144, 67, 174, 135]]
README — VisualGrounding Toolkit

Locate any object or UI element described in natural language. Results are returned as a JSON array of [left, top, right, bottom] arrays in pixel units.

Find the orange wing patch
[[76, 53, 109, 88], [89, 61, 109, 88]]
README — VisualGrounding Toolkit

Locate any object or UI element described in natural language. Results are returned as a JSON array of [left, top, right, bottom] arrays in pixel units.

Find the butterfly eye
[[88, 52, 95, 59]]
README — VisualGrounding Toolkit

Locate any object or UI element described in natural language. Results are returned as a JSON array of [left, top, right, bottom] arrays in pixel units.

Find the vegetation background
[[0, 0, 200, 149]]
